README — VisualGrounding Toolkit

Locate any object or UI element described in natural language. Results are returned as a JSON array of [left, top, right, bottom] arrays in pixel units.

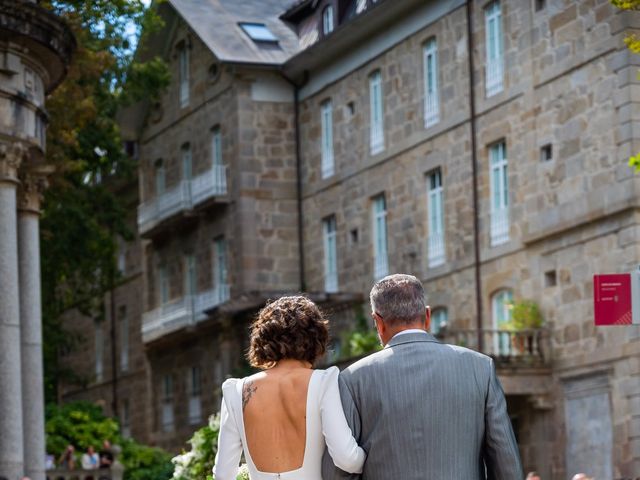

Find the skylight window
[[239, 23, 278, 43]]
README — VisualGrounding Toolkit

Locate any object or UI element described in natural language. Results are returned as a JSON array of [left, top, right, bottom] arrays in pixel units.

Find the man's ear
[[425, 306, 431, 331]]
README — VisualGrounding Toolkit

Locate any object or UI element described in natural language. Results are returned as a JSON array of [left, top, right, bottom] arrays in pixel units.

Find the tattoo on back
[[243, 380, 258, 410]]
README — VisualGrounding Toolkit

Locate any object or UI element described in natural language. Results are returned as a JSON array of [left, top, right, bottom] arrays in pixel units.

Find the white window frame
[[431, 307, 448, 336], [182, 144, 192, 180], [427, 169, 445, 268], [179, 44, 190, 108], [322, 5, 334, 35], [212, 128, 222, 167], [95, 322, 104, 382], [321, 99, 334, 178], [492, 289, 513, 355], [369, 71, 385, 154], [323, 216, 338, 293], [214, 237, 229, 303], [120, 310, 129, 372], [423, 38, 440, 128], [372, 195, 389, 279], [489, 141, 509, 246], [188, 366, 202, 425], [485, 1, 504, 97], [158, 264, 169, 305]]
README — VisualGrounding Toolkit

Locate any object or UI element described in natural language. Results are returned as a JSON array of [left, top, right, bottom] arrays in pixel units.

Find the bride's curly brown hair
[[248, 295, 329, 369]]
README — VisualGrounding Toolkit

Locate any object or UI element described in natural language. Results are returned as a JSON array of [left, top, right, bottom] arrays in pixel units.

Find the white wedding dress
[[213, 366, 366, 480]]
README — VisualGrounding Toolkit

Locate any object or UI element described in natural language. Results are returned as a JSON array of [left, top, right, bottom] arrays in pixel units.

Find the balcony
[[138, 165, 228, 237], [141, 285, 230, 343]]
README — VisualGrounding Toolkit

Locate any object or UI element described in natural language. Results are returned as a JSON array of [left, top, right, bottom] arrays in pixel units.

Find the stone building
[[59, 0, 640, 477], [0, 1, 75, 480]]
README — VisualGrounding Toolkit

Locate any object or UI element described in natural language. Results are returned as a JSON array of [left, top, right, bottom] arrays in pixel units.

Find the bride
[[213, 296, 366, 479]]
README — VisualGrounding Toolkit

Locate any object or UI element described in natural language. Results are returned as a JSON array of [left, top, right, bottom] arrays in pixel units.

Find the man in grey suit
[[322, 274, 523, 480]]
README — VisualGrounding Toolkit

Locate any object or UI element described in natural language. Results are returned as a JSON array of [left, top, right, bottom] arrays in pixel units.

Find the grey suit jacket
[[322, 332, 523, 480]]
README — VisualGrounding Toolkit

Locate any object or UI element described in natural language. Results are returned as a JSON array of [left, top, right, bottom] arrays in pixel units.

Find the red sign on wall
[[593, 274, 633, 325]]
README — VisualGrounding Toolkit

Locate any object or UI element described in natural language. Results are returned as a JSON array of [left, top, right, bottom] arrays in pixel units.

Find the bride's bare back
[[242, 364, 313, 473]]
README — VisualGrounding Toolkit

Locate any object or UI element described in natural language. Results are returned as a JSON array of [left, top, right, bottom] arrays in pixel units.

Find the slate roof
[[169, 0, 301, 65]]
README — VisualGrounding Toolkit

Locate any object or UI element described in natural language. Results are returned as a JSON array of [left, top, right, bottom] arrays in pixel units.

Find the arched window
[[322, 5, 334, 35], [430, 307, 448, 336], [491, 289, 513, 355]]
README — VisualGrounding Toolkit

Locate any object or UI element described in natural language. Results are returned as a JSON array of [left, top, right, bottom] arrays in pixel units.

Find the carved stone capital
[[0, 142, 27, 183], [17, 168, 52, 214]]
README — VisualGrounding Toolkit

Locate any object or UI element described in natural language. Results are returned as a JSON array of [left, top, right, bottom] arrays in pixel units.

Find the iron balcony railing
[[138, 165, 227, 235], [490, 206, 509, 246], [141, 285, 230, 343], [427, 232, 445, 268], [437, 328, 551, 366]]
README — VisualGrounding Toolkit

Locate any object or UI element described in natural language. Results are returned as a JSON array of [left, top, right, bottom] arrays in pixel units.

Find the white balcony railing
[[141, 285, 230, 343], [490, 207, 509, 246], [428, 232, 445, 268], [373, 254, 389, 280], [138, 166, 227, 234], [424, 94, 439, 128], [324, 271, 338, 293]]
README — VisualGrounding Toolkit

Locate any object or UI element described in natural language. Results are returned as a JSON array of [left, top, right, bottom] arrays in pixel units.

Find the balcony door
[[492, 289, 512, 355]]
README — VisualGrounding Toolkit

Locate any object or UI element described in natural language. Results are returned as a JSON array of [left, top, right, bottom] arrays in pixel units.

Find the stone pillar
[[0, 143, 25, 480], [18, 171, 48, 480]]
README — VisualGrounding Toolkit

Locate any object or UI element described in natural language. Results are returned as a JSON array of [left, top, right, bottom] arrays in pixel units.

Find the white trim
[[427, 169, 445, 267], [321, 100, 334, 178], [179, 45, 190, 108], [322, 5, 334, 35], [423, 38, 440, 128], [372, 195, 388, 279], [369, 71, 384, 154], [323, 216, 338, 293], [489, 142, 509, 246], [491, 289, 512, 355], [485, 1, 504, 97]]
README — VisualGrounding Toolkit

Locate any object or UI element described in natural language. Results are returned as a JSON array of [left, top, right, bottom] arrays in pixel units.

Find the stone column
[[18, 170, 49, 480], [0, 143, 25, 480]]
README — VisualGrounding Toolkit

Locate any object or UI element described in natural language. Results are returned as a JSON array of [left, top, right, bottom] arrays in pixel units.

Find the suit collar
[[385, 331, 440, 349]]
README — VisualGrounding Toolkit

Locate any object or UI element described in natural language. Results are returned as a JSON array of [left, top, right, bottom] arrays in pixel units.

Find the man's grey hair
[[370, 274, 426, 325]]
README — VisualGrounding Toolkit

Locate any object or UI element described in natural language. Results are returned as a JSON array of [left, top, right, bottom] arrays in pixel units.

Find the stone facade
[[58, 0, 640, 477]]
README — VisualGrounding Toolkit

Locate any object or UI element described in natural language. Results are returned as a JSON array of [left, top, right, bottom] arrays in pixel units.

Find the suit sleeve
[[212, 390, 242, 480], [483, 358, 523, 480], [321, 372, 363, 480]]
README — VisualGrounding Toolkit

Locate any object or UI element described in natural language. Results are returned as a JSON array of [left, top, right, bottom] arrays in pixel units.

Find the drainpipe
[[466, 0, 484, 352], [281, 71, 309, 292]]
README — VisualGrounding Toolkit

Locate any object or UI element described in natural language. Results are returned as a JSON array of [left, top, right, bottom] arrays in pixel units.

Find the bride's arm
[[320, 367, 366, 474], [212, 389, 242, 480]]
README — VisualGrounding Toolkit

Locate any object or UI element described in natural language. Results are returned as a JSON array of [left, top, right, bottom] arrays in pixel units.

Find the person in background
[[81, 445, 99, 470], [525, 472, 541, 480], [58, 445, 75, 470], [98, 440, 114, 469]]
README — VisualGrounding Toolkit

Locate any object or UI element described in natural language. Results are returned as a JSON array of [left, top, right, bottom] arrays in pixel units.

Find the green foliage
[[503, 300, 544, 330], [172, 415, 249, 480], [346, 330, 382, 357], [46, 402, 173, 480], [39, 0, 170, 402]]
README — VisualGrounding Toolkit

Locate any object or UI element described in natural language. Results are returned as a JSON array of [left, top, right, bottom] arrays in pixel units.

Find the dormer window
[[239, 23, 278, 44], [322, 5, 334, 35]]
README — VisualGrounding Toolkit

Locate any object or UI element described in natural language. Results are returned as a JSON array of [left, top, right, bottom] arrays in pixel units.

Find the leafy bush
[[171, 414, 249, 480], [346, 330, 382, 357], [46, 401, 173, 480], [504, 300, 544, 330]]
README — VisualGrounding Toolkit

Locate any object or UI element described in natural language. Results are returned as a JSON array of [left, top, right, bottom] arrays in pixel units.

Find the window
[[179, 44, 189, 107], [212, 127, 222, 167], [121, 399, 131, 438], [369, 70, 384, 154], [214, 237, 229, 303], [489, 141, 509, 246], [423, 38, 439, 128], [540, 144, 552, 162], [485, 1, 504, 97], [239, 23, 278, 43], [182, 144, 192, 180], [534, 0, 545, 11], [155, 160, 165, 196], [323, 215, 338, 293], [184, 254, 197, 297], [161, 375, 174, 432], [427, 169, 445, 268], [431, 307, 448, 336], [544, 270, 557, 287], [119, 306, 129, 372], [492, 289, 513, 355], [188, 366, 202, 425], [95, 321, 104, 382], [158, 265, 169, 305], [372, 194, 388, 279], [321, 100, 334, 178], [322, 5, 334, 35]]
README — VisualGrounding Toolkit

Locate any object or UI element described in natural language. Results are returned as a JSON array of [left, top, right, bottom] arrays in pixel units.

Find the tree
[[39, 0, 169, 402], [611, 0, 640, 170]]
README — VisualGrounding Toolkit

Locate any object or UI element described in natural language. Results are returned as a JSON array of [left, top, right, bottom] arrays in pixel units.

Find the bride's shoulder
[[314, 366, 340, 383]]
